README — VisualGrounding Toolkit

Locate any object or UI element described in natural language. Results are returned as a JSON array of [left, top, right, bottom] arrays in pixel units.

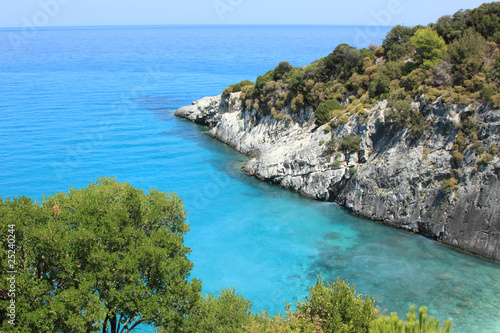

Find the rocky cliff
[[175, 93, 500, 262]]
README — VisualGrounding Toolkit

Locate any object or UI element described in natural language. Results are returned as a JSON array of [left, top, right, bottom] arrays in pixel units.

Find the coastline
[[175, 92, 500, 262]]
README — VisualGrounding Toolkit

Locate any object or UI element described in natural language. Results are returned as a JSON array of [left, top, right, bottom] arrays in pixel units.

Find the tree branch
[[119, 318, 131, 333], [102, 314, 109, 333], [116, 315, 121, 333], [124, 320, 143, 333]]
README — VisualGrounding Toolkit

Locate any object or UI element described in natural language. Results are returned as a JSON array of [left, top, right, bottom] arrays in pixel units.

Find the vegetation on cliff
[[222, 1, 500, 194], [1, 179, 452, 332], [227, 2, 500, 122]]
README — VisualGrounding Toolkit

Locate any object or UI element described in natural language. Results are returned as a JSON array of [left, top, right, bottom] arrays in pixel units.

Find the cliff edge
[[175, 93, 500, 261]]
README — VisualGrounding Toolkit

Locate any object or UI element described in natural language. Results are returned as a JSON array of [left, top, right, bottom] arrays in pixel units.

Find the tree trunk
[[110, 314, 117, 333], [102, 314, 109, 333]]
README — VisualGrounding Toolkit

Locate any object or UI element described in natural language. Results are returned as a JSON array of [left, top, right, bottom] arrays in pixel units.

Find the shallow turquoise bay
[[0, 26, 499, 332]]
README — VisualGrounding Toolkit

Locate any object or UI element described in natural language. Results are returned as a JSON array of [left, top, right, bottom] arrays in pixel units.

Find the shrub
[[370, 306, 452, 333], [458, 112, 479, 133], [273, 61, 294, 80], [340, 135, 362, 153], [452, 149, 464, 166], [386, 98, 412, 126], [375, 46, 385, 57], [410, 27, 447, 69], [223, 80, 255, 98], [291, 93, 305, 113], [431, 61, 453, 88], [446, 28, 487, 85], [479, 153, 494, 165], [369, 74, 391, 99], [315, 98, 342, 125], [182, 288, 253, 333], [251, 70, 275, 97], [492, 93, 500, 108], [454, 131, 467, 150], [245, 308, 321, 333], [475, 140, 486, 155], [285, 67, 304, 91], [321, 43, 362, 81], [441, 177, 459, 192], [408, 110, 426, 140], [222, 86, 234, 97], [339, 114, 350, 125], [382, 25, 415, 61], [401, 68, 426, 92], [273, 111, 285, 120], [296, 276, 377, 333], [263, 80, 279, 94], [480, 84, 495, 102]]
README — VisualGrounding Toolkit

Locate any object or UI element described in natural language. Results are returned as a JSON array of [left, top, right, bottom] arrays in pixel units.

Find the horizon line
[[0, 23, 398, 30]]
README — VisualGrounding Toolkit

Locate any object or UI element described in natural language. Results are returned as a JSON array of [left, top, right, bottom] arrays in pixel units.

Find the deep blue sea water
[[1, 25, 499, 333]]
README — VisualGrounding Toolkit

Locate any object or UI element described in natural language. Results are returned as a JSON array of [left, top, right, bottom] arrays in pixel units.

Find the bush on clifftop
[[229, 2, 500, 134]]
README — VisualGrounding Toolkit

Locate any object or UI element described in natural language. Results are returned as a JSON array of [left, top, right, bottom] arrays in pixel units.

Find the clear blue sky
[[0, 0, 490, 28]]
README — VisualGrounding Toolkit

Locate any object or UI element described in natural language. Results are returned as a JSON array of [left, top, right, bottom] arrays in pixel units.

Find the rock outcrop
[[175, 93, 500, 262]]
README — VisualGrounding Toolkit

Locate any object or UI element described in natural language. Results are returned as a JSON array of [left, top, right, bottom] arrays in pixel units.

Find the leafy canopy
[[315, 99, 342, 125], [410, 27, 447, 69], [0, 177, 201, 333]]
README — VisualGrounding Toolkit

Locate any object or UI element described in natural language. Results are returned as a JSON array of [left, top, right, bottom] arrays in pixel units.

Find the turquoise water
[[1, 26, 499, 332]]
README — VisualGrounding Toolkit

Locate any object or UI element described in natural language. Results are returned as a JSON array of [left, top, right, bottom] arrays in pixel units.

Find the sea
[[0, 25, 499, 333]]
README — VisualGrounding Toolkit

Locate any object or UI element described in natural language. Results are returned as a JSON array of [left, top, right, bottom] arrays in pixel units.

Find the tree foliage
[[0, 177, 201, 332], [322, 44, 363, 82], [446, 28, 488, 85], [274, 61, 294, 81], [370, 306, 452, 333], [173, 288, 253, 333], [296, 276, 377, 333], [468, 2, 500, 41], [315, 99, 343, 125], [232, 2, 500, 134], [382, 25, 416, 61], [339, 135, 362, 153], [223, 80, 254, 97], [0, 177, 454, 332], [410, 27, 447, 69]]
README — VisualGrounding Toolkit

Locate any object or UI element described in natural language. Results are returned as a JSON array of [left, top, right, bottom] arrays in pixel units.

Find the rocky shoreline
[[175, 92, 500, 262]]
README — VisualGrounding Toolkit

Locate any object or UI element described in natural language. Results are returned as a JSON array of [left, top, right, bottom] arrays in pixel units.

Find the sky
[[0, 0, 491, 28]]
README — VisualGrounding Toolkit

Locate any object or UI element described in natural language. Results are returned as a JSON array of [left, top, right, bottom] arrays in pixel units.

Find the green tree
[[369, 74, 391, 99], [274, 61, 294, 81], [176, 288, 253, 333], [382, 25, 415, 61], [0, 177, 201, 332], [251, 70, 275, 97], [322, 44, 362, 82], [410, 27, 447, 69], [446, 28, 487, 85], [315, 99, 343, 125], [339, 135, 362, 153], [297, 276, 377, 333], [370, 305, 452, 333], [433, 12, 468, 43], [468, 2, 500, 40]]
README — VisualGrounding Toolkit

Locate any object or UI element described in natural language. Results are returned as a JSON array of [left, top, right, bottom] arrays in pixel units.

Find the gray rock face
[[176, 93, 500, 262]]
